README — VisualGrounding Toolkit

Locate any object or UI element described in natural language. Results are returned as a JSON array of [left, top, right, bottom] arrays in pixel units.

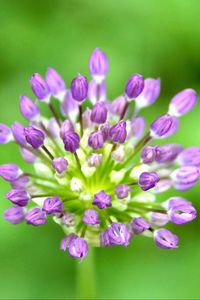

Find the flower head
[[0, 49, 199, 261]]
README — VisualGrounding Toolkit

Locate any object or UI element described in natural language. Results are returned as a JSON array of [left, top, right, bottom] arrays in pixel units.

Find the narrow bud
[[30, 73, 50, 101], [0, 123, 12, 144], [154, 229, 179, 249], [5, 189, 30, 206], [91, 101, 107, 124], [60, 90, 78, 121], [71, 74, 88, 102], [25, 207, 47, 226], [150, 114, 179, 139], [141, 146, 158, 164], [0, 164, 22, 182], [82, 208, 100, 225], [20, 94, 40, 121], [92, 190, 112, 209], [46, 67, 66, 98], [24, 126, 45, 149], [135, 78, 160, 109], [111, 96, 127, 116], [155, 144, 183, 163], [129, 116, 145, 139], [60, 233, 78, 251], [131, 217, 150, 234], [43, 196, 64, 214], [88, 130, 104, 150], [177, 147, 200, 167], [107, 222, 131, 246], [20, 147, 37, 164], [62, 131, 80, 153], [68, 237, 88, 260], [12, 122, 27, 146], [139, 172, 160, 191], [87, 153, 102, 167], [115, 184, 131, 199], [171, 166, 200, 191], [125, 74, 144, 100], [89, 48, 109, 82], [3, 206, 26, 224], [52, 157, 68, 174], [109, 121, 127, 144], [88, 80, 106, 104], [168, 204, 196, 225]]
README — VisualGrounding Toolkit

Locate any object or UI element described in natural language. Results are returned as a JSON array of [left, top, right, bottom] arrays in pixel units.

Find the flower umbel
[[0, 48, 199, 261]]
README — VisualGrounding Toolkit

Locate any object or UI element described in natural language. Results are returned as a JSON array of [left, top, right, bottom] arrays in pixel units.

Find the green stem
[[76, 247, 97, 299]]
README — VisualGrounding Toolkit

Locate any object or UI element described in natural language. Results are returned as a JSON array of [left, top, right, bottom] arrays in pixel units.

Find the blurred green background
[[0, 0, 200, 298]]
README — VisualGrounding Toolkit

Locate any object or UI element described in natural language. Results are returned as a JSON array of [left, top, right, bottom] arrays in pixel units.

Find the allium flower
[[0, 49, 199, 261]]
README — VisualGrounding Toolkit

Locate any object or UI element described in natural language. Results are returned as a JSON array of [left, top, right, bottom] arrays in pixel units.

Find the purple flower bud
[[61, 212, 76, 226], [48, 118, 60, 138], [115, 184, 131, 199], [100, 230, 111, 247], [141, 146, 158, 164], [5, 189, 30, 206], [82, 208, 100, 225], [164, 197, 192, 210], [107, 222, 131, 246], [0, 164, 22, 182], [149, 212, 169, 226], [25, 207, 47, 226], [88, 80, 106, 104], [52, 157, 68, 174], [87, 153, 102, 167], [43, 196, 63, 214], [135, 78, 160, 108], [111, 96, 127, 116], [19, 146, 37, 164], [92, 190, 112, 209], [82, 108, 92, 128], [152, 179, 172, 194], [168, 204, 196, 225], [171, 166, 200, 191], [125, 74, 144, 99], [60, 90, 79, 118], [88, 130, 104, 150], [150, 114, 179, 139], [11, 174, 30, 189], [71, 74, 88, 102], [0, 123, 12, 144], [30, 73, 50, 101], [62, 131, 80, 153], [60, 120, 74, 139], [139, 172, 160, 191], [24, 126, 45, 148], [155, 144, 183, 163], [100, 123, 110, 141], [3, 206, 26, 224], [131, 217, 150, 234], [169, 88, 198, 117], [91, 101, 107, 124], [20, 94, 40, 121], [177, 147, 200, 167], [109, 121, 127, 144], [68, 237, 88, 260], [60, 233, 78, 251], [154, 229, 179, 249], [129, 116, 146, 139], [12, 122, 27, 146], [89, 48, 109, 82], [46, 67, 66, 97]]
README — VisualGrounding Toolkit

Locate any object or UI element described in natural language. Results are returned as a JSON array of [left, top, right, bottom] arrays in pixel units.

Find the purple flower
[[150, 114, 179, 139], [171, 166, 200, 191], [131, 217, 150, 234], [168, 204, 196, 225], [91, 101, 107, 124], [100, 230, 111, 247], [92, 190, 112, 209], [154, 229, 179, 249], [115, 184, 131, 199], [141, 146, 158, 164], [30, 73, 50, 101], [129, 116, 146, 139], [62, 131, 80, 153], [87, 154, 102, 167], [60, 233, 78, 251], [155, 144, 183, 163], [169, 88, 198, 117], [107, 222, 131, 246], [82, 108, 92, 128], [0, 123, 12, 144], [89, 48, 109, 82], [100, 123, 110, 141], [52, 157, 68, 174], [111, 96, 127, 116], [135, 78, 160, 108], [60, 120, 74, 139], [61, 212, 76, 226], [149, 212, 169, 226], [139, 172, 160, 191], [3, 206, 26, 224], [19, 147, 37, 164], [88, 80, 106, 104], [152, 179, 172, 194], [164, 197, 192, 210], [0, 164, 21, 181], [46, 67, 66, 97], [68, 237, 88, 260], [109, 121, 127, 144], [177, 147, 200, 167], [24, 126, 45, 149], [88, 130, 104, 150], [5, 189, 30, 206], [82, 208, 100, 225], [125, 74, 144, 99], [60, 90, 78, 118], [71, 74, 88, 102], [20, 94, 40, 121], [12, 122, 27, 146], [11, 174, 30, 189], [25, 207, 47, 226], [43, 196, 63, 214]]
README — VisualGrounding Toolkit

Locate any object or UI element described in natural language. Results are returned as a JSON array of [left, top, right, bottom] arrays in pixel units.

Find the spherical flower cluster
[[0, 48, 199, 261]]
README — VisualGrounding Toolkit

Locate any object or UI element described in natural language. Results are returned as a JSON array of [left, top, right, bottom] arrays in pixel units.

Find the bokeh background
[[0, 0, 200, 298]]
